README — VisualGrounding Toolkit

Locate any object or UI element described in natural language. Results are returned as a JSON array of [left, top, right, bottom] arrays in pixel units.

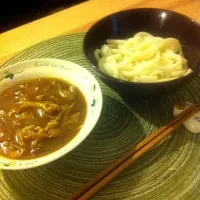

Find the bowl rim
[[0, 58, 103, 170], [83, 7, 200, 86]]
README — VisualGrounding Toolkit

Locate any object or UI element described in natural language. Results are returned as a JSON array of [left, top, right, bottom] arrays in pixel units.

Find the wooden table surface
[[0, 0, 200, 65]]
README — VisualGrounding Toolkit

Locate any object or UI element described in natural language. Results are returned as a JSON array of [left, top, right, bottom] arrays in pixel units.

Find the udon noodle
[[94, 32, 192, 83]]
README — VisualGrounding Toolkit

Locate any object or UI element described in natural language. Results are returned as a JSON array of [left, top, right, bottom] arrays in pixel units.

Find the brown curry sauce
[[0, 78, 87, 159]]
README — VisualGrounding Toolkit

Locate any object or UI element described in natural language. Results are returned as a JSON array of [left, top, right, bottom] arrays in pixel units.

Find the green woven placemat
[[1, 32, 200, 200]]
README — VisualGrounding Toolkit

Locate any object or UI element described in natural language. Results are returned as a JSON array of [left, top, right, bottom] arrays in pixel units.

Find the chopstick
[[67, 104, 200, 200]]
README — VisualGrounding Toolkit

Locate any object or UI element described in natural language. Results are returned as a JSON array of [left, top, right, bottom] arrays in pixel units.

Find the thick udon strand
[[94, 32, 192, 83]]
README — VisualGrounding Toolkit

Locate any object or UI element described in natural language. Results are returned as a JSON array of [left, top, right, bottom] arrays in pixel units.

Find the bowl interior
[[84, 8, 200, 74], [0, 59, 102, 170]]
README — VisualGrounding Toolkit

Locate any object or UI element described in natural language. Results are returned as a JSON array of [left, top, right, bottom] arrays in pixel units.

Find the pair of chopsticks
[[67, 104, 200, 200]]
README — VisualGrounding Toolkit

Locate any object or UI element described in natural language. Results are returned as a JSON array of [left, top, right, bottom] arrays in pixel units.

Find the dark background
[[0, 0, 87, 33]]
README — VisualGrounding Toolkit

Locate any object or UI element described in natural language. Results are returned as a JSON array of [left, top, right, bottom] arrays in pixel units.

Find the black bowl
[[83, 8, 200, 98]]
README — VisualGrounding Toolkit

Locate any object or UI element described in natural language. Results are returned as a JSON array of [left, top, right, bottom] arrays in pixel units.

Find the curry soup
[[0, 78, 87, 159]]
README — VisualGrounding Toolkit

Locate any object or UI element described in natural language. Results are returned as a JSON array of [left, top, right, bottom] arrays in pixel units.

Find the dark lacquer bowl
[[83, 8, 200, 98]]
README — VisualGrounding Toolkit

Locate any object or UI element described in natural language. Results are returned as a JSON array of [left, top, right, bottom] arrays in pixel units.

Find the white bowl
[[0, 58, 103, 170]]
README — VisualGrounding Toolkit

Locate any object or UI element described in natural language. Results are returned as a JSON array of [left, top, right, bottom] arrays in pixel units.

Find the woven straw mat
[[1, 32, 200, 200]]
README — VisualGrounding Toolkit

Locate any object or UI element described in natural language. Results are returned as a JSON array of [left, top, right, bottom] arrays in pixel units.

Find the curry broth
[[0, 78, 87, 159]]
